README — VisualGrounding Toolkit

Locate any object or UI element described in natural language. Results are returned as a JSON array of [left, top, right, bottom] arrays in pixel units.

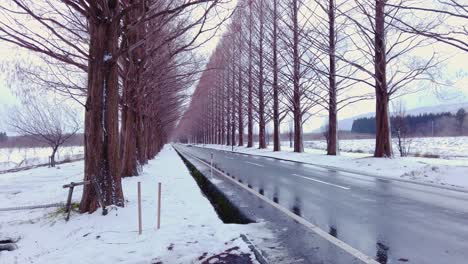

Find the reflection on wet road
[[178, 145, 468, 264]]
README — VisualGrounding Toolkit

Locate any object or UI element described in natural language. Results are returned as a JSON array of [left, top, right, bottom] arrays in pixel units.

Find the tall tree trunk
[[272, 0, 280, 152], [226, 71, 231, 146], [258, 0, 266, 149], [327, 0, 338, 156], [292, 0, 303, 153], [231, 47, 236, 147], [247, 1, 254, 148], [238, 60, 244, 146], [80, 6, 124, 213], [136, 114, 148, 164], [121, 0, 144, 177], [211, 90, 216, 144], [121, 105, 138, 176], [217, 79, 222, 144], [374, 0, 392, 157], [221, 73, 226, 145]]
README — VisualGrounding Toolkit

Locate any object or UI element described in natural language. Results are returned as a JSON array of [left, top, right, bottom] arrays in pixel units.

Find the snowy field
[[0, 146, 84, 172], [297, 136, 468, 158], [197, 143, 468, 189], [0, 145, 263, 263]]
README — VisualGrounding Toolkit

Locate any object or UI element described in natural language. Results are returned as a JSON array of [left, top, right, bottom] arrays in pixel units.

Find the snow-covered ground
[[196, 143, 468, 189], [0, 145, 263, 263], [0, 146, 84, 172], [298, 136, 468, 158]]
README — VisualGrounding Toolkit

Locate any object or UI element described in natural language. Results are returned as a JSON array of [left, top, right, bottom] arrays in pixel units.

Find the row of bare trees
[[176, 0, 467, 157], [0, 0, 228, 213]]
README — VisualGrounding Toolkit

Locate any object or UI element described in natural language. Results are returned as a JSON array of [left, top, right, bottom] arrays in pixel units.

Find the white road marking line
[[245, 161, 265, 167], [292, 174, 350, 190], [361, 198, 376, 202], [177, 148, 378, 264]]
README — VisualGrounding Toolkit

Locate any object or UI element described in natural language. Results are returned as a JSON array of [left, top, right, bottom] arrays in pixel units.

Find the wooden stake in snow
[[138, 182, 142, 235], [157, 182, 162, 229], [63, 180, 90, 221]]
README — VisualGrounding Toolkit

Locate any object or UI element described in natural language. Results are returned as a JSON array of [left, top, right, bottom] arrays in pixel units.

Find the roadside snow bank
[[0, 145, 261, 264], [299, 136, 468, 159], [196, 144, 468, 189]]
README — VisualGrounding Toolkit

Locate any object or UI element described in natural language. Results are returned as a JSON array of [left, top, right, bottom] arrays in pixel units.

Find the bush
[[422, 153, 440, 159], [413, 152, 439, 158]]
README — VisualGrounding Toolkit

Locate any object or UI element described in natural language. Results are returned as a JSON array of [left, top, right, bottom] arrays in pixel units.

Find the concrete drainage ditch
[[176, 150, 253, 225]]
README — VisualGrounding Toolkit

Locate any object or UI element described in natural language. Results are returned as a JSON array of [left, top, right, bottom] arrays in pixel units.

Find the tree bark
[[121, 0, 144, 177], [137, 114, 148, 164], [80, 5, 124, 213], [226, 69, 232, 146], [238, 59, 244, 146], [327, 0, 338, 156], [247, 1, 254, 148], [258, 0, 266, 149], [292, 0, 303, 153], [231, 42, 237, 147], [216, 82, 221, 144], [272, 0, 281, 152], [121, 106, 138, 176], [221, 73, 226, 145], [374, 0, 392, 157]]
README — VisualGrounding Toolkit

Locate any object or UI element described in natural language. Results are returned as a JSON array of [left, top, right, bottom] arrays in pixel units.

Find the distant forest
[[351, 109, 467, 137]]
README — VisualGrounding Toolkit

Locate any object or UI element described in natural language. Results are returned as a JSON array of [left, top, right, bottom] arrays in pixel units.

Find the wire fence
[[0, 157, 84, 174], [0, 202, 64, 212]]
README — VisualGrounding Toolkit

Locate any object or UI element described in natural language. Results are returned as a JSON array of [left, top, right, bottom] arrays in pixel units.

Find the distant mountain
[[338, 102, 468, 131]]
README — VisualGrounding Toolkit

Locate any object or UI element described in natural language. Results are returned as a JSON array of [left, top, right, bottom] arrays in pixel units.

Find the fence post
[[138, 182, 142, 235], [157, 182, 161, 229], [65, 185, 74, 221]]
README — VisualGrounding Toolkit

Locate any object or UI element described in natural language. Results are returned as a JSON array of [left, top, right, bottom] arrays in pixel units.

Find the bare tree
[[387, 0, 468, 52], [257, 0, 267, 149], [0, 0, 231, 213], [391, 100, 411, 157], [177, 0, 465, 159], [271, 0, 281, 151], [8, 98, 81, 167], [337, 0, 440, 157]]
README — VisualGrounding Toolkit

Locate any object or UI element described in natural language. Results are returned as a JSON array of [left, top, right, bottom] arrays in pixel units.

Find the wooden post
[[62, 181, 90, 221], [138, 182, 142, 235], [65, 186, 74, 221], [157, 182, 161, 229]]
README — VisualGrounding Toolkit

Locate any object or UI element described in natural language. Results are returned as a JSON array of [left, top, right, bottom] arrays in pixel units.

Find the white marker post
[[157, 182, 161, 229], [210, 153, 213, 178], [137, 182, 142, 235]]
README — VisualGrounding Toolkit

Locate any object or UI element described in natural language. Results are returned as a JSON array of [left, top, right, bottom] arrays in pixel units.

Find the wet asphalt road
[[177, 144, 468, 264]]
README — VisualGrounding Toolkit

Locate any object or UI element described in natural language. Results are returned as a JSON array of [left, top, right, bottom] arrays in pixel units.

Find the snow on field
[[196, 143, 468, 189], [298, 136, 468, 158], [0, 145, 263, 264], [0, 146, 84, 172]]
